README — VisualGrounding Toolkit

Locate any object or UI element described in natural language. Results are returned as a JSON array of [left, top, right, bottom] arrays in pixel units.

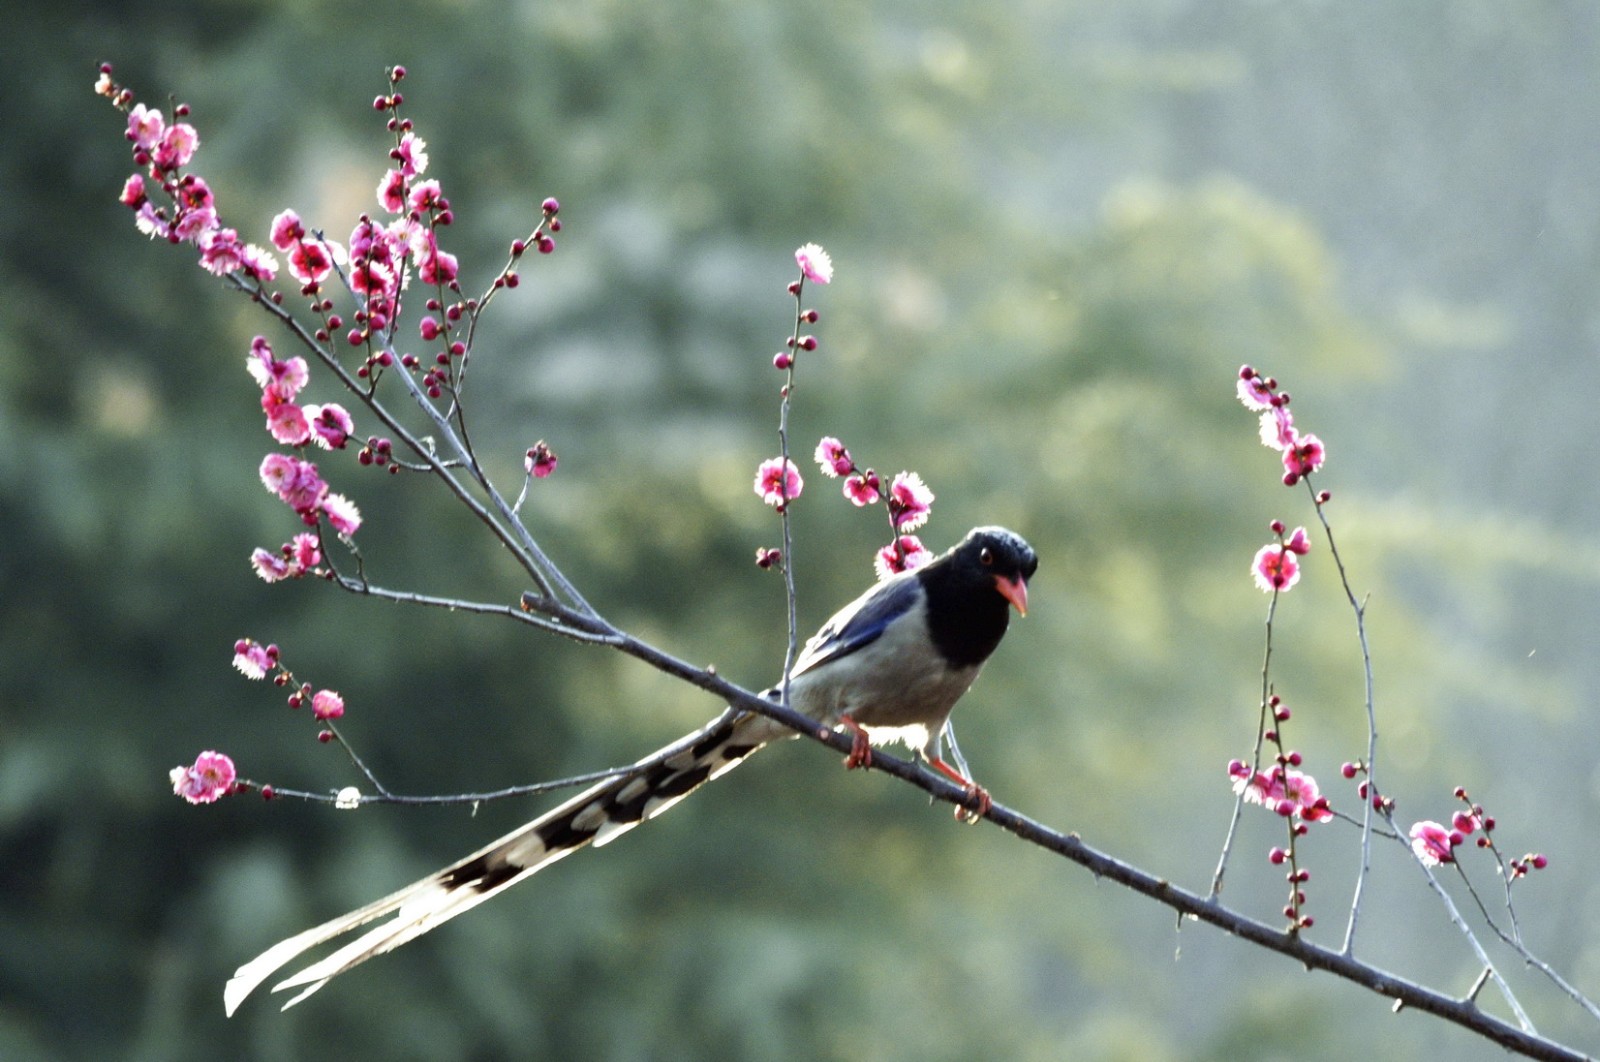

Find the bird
[[224, 525, 1037, 1014]]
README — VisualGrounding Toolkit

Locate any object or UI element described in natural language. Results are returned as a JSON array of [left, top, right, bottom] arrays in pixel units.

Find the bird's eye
[[979, 547, 994, 566]]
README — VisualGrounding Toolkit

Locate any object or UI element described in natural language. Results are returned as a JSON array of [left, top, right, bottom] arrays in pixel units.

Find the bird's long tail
[[225, 709, 783, 1014]]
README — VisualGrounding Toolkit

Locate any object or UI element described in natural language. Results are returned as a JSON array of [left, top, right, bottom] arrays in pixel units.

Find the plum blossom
[[247, 338, 309, 400], [1283, 432, 1326, 480], [875, 535, 932, 581], [1252, 543, 1302, 593], [377, 169, 407, 213], [396, 131, 428, 176], [312, 689, 346, 721], [170, 751, 236, 804], [887, 471, 934, 531], [270, 209, 306, 249], [1410, 820, 1458, 866], [407, 180, 445, 214], [321, 492, 362, 536], [289, 532, 321, 570], [1258, 408, 1297, 451], [795, 243, 833, 285], [153, 121, 200, 170], [198, 227, 245, 276], [251, 547, 292, 583], [754, 457, 803, 508], [232, 638, 275, 679], [814, 437, 854, 478], [119, 174, 146, 208], [525, 441, 558, 478], [305, 403, 354, 450], [126, 103, 164, 149], [843, 472, 881, 507], [1237, 373, 1275, 411], [264, 395, 312, 446]]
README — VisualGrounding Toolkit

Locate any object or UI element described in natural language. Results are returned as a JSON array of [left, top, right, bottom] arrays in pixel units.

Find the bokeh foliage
[[6, 1, 1600, 1059]]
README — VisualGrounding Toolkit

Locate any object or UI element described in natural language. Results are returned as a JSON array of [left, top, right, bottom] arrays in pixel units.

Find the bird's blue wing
[[789, 574, 923, 680]]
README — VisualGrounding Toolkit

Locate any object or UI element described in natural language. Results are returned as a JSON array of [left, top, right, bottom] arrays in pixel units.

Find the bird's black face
[[915, 526, 1038, 669], [953, 526, 1038, 616]]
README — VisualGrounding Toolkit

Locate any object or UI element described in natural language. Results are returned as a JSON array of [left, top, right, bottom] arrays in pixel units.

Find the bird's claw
[[953, 784, 991, 824], [841, 718, 873, 771]]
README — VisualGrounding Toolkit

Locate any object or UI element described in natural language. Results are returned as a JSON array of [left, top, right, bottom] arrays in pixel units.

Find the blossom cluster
[[1237, 366, 1326, 487], [1229, 760, 1333, 824], [233, 638, 347, 726], [1408, 787, 1548, 878], [248, 335, 361, 581], [812, 436, 936, 579], [96, 66, 278, 283]]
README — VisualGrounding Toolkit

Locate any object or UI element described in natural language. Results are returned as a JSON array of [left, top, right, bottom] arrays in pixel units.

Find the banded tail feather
[[224, 709, 782, 1014]]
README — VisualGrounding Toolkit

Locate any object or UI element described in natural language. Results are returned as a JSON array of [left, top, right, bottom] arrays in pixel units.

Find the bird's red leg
[[839, 714, 873, 770], [926, 756, 992, 821]]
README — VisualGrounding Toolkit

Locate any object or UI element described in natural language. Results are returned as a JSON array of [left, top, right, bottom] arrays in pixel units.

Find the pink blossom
[[270, 209, 306, 250], [875, 535, 932, 581], [887, 471, 934, 531], [349, 217, 400, 267], [408, 180, 445, 214], [259, 452, 300, 495], [290, 532, 321, 571], [238, 243, 277, 281], [247, 341, 309, 399], [264, 396, 312, 446], [1258, 408, 1296, 451], [311, 689, 345, 720], [795, 243, 833, 285], [287, 239, 336, 286], [814, 437, 853, 478], [260, 456, 327, 513], [170, 750, 236, 804], [1252, 543, 1301, 593], [126, 103, 164, 149], [133, 202, 170, 240], [1237, 374, 1275, 411], [153, 122, 200, 170], [251, 547, 292, 582], [396, 131, 429, 176], [376, 169, 407, 213], [119, 174, 146, 208], [754, 457, 803, 508], [1281, 769, 1333, 823], [349, 258, 396, 299], [843, 472, 881, 507], [232, 638, 274, 679], [171, 202, 218, 244], [525, 441, 558, 478], [321, 492, 362, 536], [1410, 820, 1458, 866], [1231, 760, 1283, 808], [1283, 433, 1326, 478], [198, 227, 244, 275], [1284, 526, 1311, 556], [418, 242, 458, 286], [306, 403, 354, 450]]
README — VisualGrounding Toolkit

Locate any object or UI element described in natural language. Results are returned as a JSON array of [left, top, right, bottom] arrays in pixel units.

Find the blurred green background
[[7, 1, 1600, 1059]]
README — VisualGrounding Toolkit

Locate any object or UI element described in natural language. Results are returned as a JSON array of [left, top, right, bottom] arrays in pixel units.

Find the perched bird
[[225, 525, 1037, 1014]]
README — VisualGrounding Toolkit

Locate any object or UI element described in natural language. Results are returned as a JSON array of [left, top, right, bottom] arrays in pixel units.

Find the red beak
[[993, 573, 1029, 617]]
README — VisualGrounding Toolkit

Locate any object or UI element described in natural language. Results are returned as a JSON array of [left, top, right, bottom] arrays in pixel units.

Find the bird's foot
[[839, 715, 873, 771], [927, 755, 991, 823]]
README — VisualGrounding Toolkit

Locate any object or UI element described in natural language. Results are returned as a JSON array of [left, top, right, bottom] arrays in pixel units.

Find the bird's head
[[947, 526, 1038, 617]]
